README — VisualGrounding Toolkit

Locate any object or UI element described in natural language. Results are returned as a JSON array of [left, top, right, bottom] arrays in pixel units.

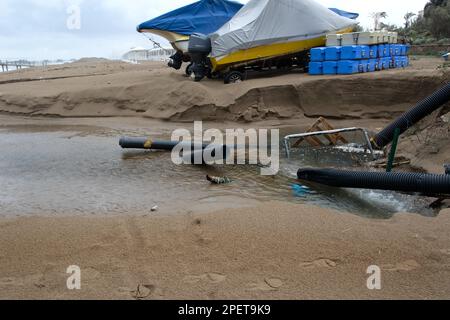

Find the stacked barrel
[[308, 31, 410, 75]]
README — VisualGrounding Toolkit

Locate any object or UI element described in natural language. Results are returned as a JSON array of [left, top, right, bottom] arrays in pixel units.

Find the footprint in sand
[[81, 267, 101, 281], [383, 260, 420, 272], [183, 273, 226, 284], [0, 277, 16, 286], [299, 258, 338, 269], [0, 274, 45, 289], [130, 284, 156, 300], [249, 278, 284, 291]]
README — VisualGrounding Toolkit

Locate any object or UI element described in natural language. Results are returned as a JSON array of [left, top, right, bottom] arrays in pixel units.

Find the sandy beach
[[1, 203, 450, 300], [0, 57, 449, 299]]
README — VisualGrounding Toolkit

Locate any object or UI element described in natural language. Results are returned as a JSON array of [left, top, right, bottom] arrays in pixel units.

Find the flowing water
[[0, 124, 434, 218]]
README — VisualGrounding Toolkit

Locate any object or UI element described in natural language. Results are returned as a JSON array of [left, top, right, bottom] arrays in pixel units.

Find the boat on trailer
[[137, 0, 243, 71], [137, 0, 358, 75], [188, 0, 357, 83]]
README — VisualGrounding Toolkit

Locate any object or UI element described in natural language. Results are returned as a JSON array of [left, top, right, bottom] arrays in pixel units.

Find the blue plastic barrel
[[325, 46, 341, 61], [369, 45, 378, 59], [341, 46, 363, 60], [367, 59, 377, 72], [323, 61, 338, 74], [399, 45, 405, 56], [387, 44, 394, 56], [310, 48, 326, 62], [382, 57, 391, 69], [309, 62, 323, 75], [360, 45, 370, 59], [358, 60, 369, 73], [337, 60, 359, 74], [378, 44, 387, 58]]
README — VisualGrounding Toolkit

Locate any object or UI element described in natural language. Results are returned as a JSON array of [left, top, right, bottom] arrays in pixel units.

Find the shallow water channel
[[0, 124, 434, 218]]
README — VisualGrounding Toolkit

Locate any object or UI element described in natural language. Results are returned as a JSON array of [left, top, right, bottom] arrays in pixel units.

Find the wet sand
[[1, 202, 450, 299]]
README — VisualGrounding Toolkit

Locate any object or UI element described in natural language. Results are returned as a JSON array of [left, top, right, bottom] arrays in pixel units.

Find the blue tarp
[[137, 0, 243, 36], [137, 0, 359, 36], [329, 8, 359, 20]]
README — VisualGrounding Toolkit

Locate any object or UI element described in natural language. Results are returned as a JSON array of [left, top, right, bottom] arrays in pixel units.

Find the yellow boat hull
[[139, 29, 190, 52], [211, 27, 354, 72]]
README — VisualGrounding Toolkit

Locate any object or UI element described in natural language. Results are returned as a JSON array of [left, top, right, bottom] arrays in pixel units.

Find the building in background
[[122, 47, 175, 62]]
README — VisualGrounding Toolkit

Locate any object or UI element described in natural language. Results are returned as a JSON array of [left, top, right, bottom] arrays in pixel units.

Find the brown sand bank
[[397, 103, 450, 173], [0, 57, 447, 122], [0, 202, 449, 300]]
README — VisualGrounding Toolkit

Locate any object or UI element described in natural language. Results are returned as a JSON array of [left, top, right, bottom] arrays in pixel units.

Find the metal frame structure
[[283, 127, 378, 160]]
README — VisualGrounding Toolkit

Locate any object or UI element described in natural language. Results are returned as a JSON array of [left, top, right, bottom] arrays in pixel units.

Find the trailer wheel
[[194, 75, 204, 82], [185, 63, 194, 76], [224, 71, 244, 84]]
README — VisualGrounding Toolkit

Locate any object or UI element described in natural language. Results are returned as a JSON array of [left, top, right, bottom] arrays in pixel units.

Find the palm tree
[[404, 12, 416, 29], [371, 12, 388, 30]]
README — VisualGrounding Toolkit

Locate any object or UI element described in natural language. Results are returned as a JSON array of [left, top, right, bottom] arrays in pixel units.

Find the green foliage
[[379, 23, 401, 32], [405, 0, 450, 43]]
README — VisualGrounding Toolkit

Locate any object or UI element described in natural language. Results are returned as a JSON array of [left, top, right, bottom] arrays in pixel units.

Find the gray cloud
[[0, 0, 189, 59]]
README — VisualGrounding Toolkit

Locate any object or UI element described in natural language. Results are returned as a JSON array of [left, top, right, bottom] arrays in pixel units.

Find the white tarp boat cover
[[210, 0, 356, 58]]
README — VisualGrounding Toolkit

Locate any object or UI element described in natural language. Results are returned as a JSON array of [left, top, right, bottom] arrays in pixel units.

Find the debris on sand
[[206, 175, 232, 184]]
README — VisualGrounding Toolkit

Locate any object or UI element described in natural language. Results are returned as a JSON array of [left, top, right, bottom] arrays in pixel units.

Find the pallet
[[292, 117, 349, 148]]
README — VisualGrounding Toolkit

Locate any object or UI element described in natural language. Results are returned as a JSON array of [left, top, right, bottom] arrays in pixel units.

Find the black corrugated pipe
[[372, 82, 450, 149], [297, 168, 450, 196]]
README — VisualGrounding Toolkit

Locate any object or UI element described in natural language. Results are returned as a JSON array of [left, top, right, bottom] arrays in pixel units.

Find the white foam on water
[[353, 189, 410, 213]]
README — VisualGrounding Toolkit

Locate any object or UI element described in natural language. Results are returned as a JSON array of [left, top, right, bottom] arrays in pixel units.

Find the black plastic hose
[[119, 137, 208, 150], [119, 137, 230, 163], [297, 168, 450, 196], [373, 82, 450, 149]]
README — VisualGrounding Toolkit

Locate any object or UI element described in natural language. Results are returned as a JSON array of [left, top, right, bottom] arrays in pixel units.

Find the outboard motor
[[168, 50, 183, 70], [188, 33, 212, 82]]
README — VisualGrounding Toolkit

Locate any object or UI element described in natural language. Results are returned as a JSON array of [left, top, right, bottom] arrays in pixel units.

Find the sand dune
[[0, 57, 447, 122]]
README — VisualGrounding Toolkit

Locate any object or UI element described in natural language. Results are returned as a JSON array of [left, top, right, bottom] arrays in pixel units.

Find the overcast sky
[[0, 0, 429, 61]]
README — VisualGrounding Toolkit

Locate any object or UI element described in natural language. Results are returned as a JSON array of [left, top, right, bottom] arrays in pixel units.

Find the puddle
[[0, 125, 435, 218]]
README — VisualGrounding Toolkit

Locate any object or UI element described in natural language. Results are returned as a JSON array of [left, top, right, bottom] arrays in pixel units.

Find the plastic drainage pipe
[[119, 137, 230, 163], [119, 137, 209, 150], [372, 82, 450, 149], [297, 168, 450, 196]]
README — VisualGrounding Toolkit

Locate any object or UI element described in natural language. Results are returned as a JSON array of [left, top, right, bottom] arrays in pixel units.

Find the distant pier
[[0, 60, 49, 72]]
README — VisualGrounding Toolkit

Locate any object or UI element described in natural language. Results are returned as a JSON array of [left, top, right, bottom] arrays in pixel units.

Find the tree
[[404, 12, 416, 29], [371, 12, 388, 31], [407, 1, 450, 43], [379, 22, 400, 32]]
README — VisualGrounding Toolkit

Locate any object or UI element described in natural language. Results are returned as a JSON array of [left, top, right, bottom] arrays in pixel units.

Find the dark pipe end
[[297, 168, 311, 180], [445, 164, 450, 175], [119, 137, 126, 148]]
